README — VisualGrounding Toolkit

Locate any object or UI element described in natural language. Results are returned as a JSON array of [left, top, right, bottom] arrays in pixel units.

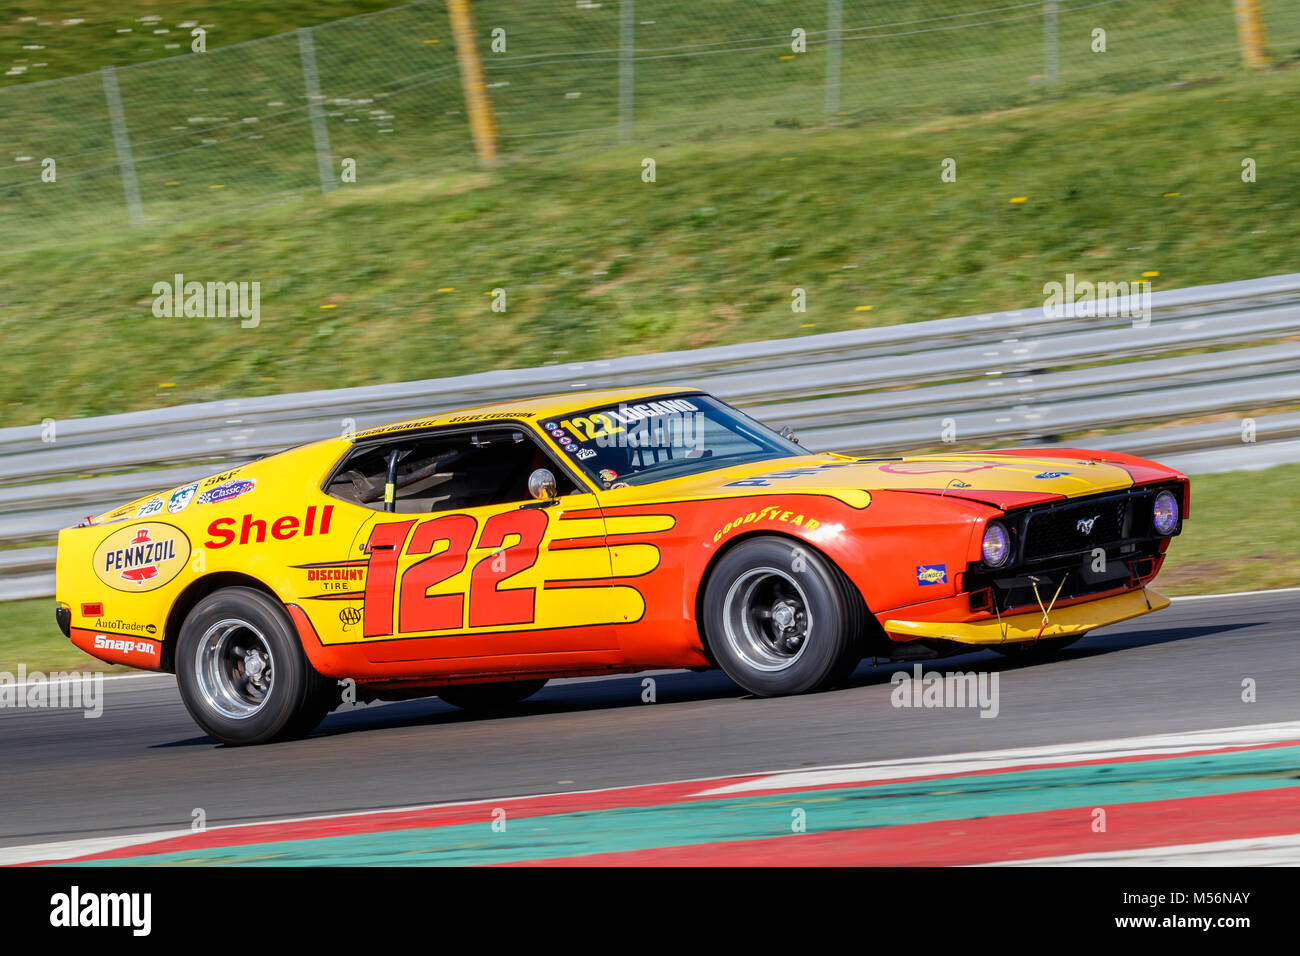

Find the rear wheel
[[703, 537, 863, 696], [175, 587, 337, 745], [989, 635, 1083, 659], [437, 679, 547, 712]]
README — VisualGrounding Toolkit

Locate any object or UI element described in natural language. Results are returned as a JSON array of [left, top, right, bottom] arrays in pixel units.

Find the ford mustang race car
[[55, 387, 1188, 744]]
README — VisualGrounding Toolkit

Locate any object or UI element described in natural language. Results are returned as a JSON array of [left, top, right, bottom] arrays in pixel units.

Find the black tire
[[703, 537, 863, 697], [438, 679, 548, 712], [989, 634, 1083, 659], [175, 586, 336, 745]]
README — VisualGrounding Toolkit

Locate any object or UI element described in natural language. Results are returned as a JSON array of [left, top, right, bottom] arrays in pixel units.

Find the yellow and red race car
[[55, 387, 1188, 744]]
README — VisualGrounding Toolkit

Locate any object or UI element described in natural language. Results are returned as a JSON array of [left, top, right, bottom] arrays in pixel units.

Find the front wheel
[[175, 587, 337, 745], [703, 537, 863, 697]]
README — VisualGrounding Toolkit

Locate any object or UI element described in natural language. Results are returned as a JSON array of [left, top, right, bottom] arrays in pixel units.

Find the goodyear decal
[[713, 506, 822, 543], [92, 523, 191, 592]]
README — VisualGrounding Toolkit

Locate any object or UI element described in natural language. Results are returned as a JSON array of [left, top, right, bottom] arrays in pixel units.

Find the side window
[[326, 428, 578, 513]]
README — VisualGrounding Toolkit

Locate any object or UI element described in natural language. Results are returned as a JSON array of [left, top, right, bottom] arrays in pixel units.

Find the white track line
[[696, 720, 1300, 796], [1170, 585, 1300, 601], [986, 832, 1300, 867]]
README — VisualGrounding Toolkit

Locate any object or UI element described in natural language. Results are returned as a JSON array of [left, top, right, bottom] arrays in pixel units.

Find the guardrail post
[[1043, 0, 1058, 85], [298, 28, 337, 194], [448, 0, 498, 166], [619, 0, 634, 141], [1233, 0, 1271, 70], [825, 0, 842, 115], [100, 67, 144, 226]]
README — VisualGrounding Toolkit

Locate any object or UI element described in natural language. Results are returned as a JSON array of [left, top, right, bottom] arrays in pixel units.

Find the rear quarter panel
[[55, 439, 352, 670]]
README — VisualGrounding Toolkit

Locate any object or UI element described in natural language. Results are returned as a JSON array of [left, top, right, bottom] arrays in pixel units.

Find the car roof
[[350, 385, 704, 440]]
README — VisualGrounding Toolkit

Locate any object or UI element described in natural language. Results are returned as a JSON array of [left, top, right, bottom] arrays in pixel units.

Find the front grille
[[1022, 497, 1129, 562], [965, 483, 1182, 612]]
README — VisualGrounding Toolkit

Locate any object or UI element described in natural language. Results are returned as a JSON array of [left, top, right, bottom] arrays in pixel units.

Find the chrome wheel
[[194, 618, 275, 720], [721, 567, 813, 672]]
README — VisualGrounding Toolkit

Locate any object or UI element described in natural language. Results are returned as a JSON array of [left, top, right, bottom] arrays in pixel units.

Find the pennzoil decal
[[93, 523, 192, 593]]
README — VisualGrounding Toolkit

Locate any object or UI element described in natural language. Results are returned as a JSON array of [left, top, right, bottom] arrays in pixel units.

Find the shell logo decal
[[93, 522, 192, 592]]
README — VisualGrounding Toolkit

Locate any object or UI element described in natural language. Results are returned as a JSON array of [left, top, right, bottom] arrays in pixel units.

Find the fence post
[[619, 0, 634, 141], [1043, 0, 1058, 85], [448, 0, 498, 166], [825, 0, 841, 115], [1233, 0, 1271, 70], [298, 28, 337, 193], [100, 67, 144, 226]]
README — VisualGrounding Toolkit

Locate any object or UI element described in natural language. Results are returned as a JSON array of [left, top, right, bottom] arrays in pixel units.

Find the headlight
[[982, 521, 1011, 567], [1153, 490, 1180, 535]]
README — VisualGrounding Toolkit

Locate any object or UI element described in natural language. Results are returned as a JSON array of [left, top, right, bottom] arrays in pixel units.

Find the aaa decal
[[92, 523, 192, 593]]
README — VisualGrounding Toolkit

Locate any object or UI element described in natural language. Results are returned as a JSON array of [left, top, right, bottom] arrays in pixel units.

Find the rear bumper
[[70, 626, 164, 669], [882, 587, 1170, 646]]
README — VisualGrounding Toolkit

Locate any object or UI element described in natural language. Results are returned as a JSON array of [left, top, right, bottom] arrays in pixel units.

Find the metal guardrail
[[6, 273, 1300, 600]]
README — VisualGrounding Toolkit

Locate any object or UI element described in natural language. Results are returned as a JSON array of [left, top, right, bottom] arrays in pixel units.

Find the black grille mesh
[[1022, 497, 1129, 562]]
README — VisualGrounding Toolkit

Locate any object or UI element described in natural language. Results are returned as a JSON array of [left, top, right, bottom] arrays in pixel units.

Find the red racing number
[[469, 509, 548, 628], [362, 509, 549, 637], [398, 514, 477, 634]]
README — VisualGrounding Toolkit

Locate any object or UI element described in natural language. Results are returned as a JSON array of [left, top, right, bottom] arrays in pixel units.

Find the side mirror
[[779, 425, 800, 445], [528, 468, 557, 501]]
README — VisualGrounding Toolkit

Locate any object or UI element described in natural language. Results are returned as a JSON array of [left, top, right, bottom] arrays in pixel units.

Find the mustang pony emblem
[[1077, 515, 1100, 535]]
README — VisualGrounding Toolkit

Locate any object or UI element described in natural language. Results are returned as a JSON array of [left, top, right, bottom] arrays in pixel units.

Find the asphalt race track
[[2, 589, 1297, 854]]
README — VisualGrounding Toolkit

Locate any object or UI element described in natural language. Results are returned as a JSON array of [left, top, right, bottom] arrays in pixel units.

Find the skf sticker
[[916, 564, 947, 585], [196, 479, 256, 505], [93, 523, 192, 592], [167, 482, 200, 513]]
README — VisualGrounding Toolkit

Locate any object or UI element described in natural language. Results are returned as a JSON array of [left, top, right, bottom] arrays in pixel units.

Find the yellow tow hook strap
[[993, 599, 1008, 643], [1031, 573, 1069, 640]]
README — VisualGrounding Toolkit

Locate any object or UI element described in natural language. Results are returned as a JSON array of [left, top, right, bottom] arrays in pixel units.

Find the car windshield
[[541, 394, 803, 488]]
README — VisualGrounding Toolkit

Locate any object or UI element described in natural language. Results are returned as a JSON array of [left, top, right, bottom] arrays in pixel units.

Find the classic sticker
[[196, 479, 256, 505], [93, 523, 192, 592]]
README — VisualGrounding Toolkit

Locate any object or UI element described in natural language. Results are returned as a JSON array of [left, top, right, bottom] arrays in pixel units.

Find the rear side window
[[326, 427, 577, 513]]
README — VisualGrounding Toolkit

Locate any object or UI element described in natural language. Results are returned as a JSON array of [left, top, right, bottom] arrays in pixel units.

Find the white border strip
[[985, 832, 1300, 867], [695, 721, 1300, 796]]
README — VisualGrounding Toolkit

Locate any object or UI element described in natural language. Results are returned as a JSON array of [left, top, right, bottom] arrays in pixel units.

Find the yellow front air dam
[[884, 588, 1171, 646]]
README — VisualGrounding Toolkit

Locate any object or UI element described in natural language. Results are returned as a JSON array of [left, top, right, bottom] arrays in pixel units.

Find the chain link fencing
[[1, 0, 1297, 243]]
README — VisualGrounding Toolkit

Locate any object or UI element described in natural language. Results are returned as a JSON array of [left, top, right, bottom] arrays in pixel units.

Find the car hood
[[651, 451, 1149, 510]]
